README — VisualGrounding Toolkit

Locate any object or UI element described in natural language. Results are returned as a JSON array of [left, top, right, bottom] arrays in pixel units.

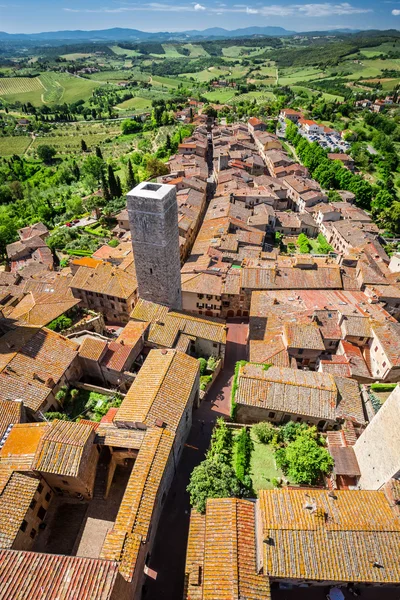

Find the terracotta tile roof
[[0, 472, 39, 548], [6, 288, 80, 327], [115, 349, 198, 431], [70, 261, 137, 299], [259, 488, 400, 583], [284, 322, 325, 350], [95, 423, 144, 449], [248, 117, 263, 126], [236, 365, 337, 421], [79, 337, 108, 361], [371, 322, 400, 366], [184, 499, 271, 600], [330, 446, 361, 476], [241, 263, 343, 290], [18, 222, 48, 241], [341, 315, 372, 338], [0, 423, 49, 492], [319, 356, 352, 378], [334, 375, 365, 424], [340, 340, 372, 380], [0, 400, 24, 443], [71, 257, 102, 269], [101, 341, 134, 372], [249, 336, 290, 367], [32, 420, 95, 477], [182, 272, 223, 296], [0, 549, 119, 599], [131, 299, 227, 346], [101, 428, 174, 581], [116, 320, 149, 346], [0, 328, 79, 412]]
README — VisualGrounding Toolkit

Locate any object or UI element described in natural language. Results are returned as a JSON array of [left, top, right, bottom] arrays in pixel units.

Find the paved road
[[144, 321, 248, 600]]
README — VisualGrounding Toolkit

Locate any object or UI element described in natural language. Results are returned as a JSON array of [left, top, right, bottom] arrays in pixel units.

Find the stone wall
[[354, 385, 400, 490]]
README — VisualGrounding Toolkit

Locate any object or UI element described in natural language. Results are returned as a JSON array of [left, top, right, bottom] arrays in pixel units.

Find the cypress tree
[[101, 171, 111, 201], [108, 164, 119, 198], [81, 139, 87, 152], [126, 159, 136, 190], [95, 146, 103, 159], [116, 175, 122, 198]]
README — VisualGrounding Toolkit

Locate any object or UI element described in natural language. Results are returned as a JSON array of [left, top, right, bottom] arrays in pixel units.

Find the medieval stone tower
[[127, 181, 182, 310]]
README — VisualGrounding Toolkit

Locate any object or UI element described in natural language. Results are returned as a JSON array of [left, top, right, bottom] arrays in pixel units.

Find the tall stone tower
[[127, 181, 182, 310]]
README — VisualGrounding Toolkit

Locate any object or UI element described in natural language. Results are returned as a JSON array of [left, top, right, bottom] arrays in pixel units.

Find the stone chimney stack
[[218, 152, 229, 171], [127, 182, 182, 310]]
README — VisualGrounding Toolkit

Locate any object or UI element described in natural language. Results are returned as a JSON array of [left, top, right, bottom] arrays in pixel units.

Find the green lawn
[[181, 67, 230, 82], [230, 90, 276, 104], [203, 89, 236, 103], [116, 96, 152, 111], [249, 429, 286, 492]]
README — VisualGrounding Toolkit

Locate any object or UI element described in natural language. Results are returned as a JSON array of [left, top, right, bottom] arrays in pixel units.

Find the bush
[[253, 421, 276, 444], [297, 233, 312, 253], [187, 458, 241, 513], [208, 417, 233, 464], [108, 239, 119, 248], [231, 360, 247, 419], [44, 412, 69, 421], [47, 315, 72, 332], [198, 357, 207, 375], [370, 383, 397, 392], [207, 356, 218, 372], [200, 375, 212, 391], [276, 435, 333, 485], [317, 233, 334, 253], [233, 427, 253, 485]]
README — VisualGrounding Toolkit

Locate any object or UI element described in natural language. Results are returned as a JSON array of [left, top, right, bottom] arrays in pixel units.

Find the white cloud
[[194, 3, 206, 9], [392, 8, 400, 13]]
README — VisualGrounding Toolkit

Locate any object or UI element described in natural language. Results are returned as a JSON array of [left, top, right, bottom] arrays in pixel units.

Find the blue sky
[[1, 1, 400, 33]]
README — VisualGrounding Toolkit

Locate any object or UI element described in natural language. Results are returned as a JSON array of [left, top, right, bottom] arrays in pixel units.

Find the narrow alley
[[144, 321, 248, 600]]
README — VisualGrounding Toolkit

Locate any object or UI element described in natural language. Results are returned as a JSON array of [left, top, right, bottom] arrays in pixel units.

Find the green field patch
[[116, 96, 152, 110], [181, 67, 230, 82], [39, 72, 100, 105], [341, 58, 400, 80], [159, 44, 182, 57], [278, 66, 327, 86], [0, 136, 31, 156], [61, 53, 93, 60], [109, 45, 142, 57], [230, 90, 276, 104], [151, 75, 184, 88], [0, 76, 43, 104], [203, 89, 236, 103], [182, 43, 210, 57]]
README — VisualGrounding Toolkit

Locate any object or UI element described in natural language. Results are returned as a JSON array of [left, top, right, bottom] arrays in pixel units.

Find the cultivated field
[[0, 135, 32, 156], [115, 96, 152, 111]]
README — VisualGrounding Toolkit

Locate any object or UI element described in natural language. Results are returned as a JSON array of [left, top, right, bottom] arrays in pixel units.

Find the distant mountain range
[[0, 26, 364, 44]]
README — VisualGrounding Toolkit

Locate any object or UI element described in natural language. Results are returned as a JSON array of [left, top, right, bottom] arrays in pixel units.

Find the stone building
[[354, 385, 400, 490], [127, 182, 182, 310]]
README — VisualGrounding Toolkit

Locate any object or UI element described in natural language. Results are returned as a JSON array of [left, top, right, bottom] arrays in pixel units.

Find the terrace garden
[[187, 418, 333, 513]]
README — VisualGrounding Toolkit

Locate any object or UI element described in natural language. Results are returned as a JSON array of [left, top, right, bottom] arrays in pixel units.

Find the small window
[[268, 412, 275, 419], [45, 492, 51, 502], [61, 480, 69, 486], [30, 528, 37, 539], [37, 506, 47, 520], [30, 499, 37, 510], [382, 361, 386, 368], [54, 487, 63, 494], [374, 346, 378, 352], [20, 520, 27, 532], [298, 349, 304, 355], [37, 483, 43, 494], [213, 343, 218, 348], [150, 268, 153, 275]]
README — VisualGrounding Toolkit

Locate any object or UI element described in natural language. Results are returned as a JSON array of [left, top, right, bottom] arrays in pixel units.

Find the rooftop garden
[[187, 418, 333, 513], [45, 386, 122, 422]]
